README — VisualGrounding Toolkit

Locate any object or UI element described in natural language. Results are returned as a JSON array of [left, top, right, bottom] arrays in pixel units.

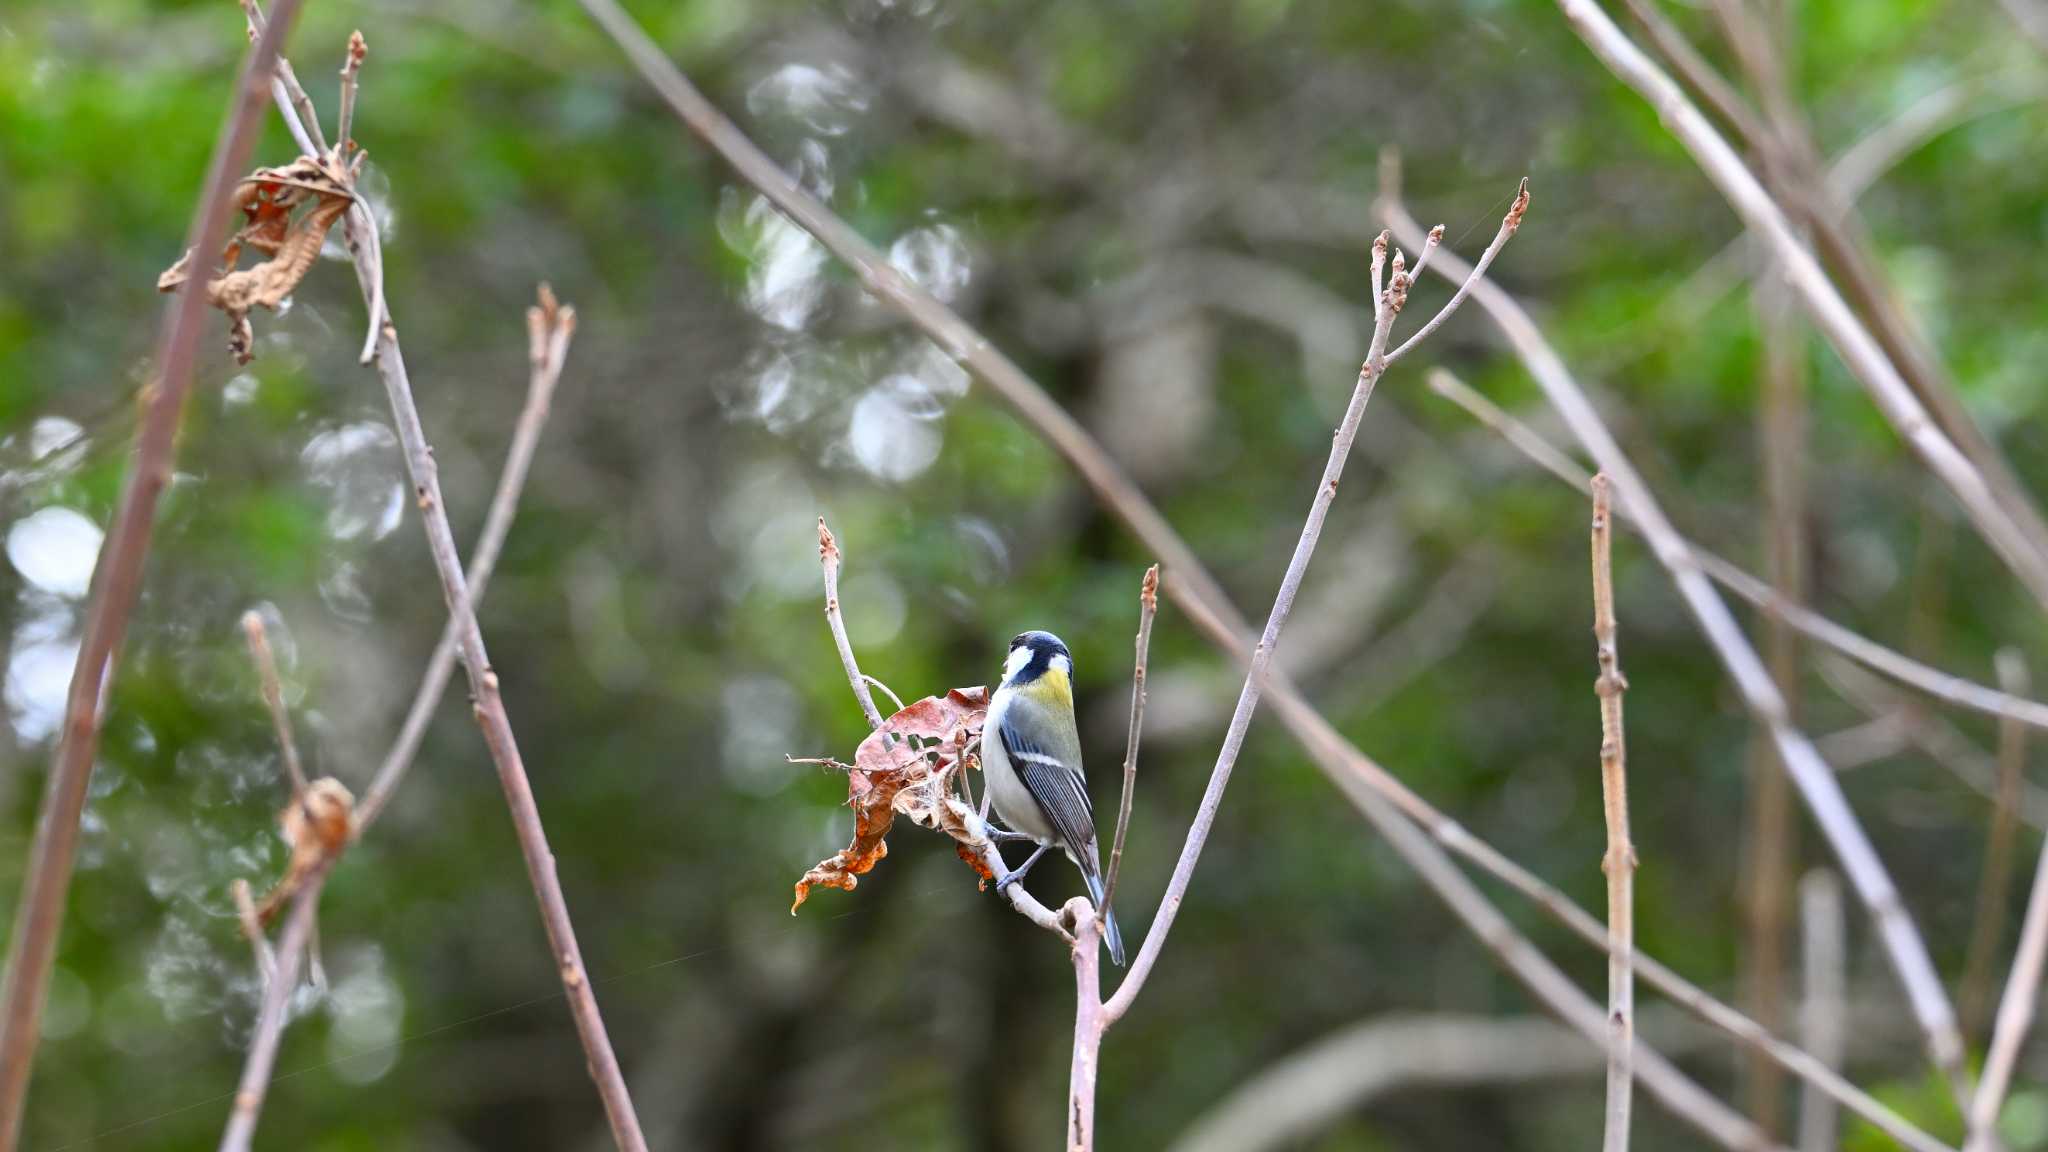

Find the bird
[[982, 630, 1126, 966]]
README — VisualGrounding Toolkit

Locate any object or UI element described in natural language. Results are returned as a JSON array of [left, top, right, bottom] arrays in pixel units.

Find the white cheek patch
[[1050, 654, 1072, 678], [1004, 645, 1034, 680]]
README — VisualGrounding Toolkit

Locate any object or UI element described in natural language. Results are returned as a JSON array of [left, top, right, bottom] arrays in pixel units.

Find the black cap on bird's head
[[1004, 630, 1072, 684]]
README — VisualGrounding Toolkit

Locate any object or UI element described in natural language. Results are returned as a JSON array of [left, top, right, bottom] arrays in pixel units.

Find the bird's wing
[[996, 694, 1099, 865]]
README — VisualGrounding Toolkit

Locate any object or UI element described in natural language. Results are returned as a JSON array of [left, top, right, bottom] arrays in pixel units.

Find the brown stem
[[1591, 475, 1636, 1152], [217, 873, 327, 1152], [0, 6, 306, 1144], [1960, 651, 2030, 1043], [1101, 565, 1158, 929]]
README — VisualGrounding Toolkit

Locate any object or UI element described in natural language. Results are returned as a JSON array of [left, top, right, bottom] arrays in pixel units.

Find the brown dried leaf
[[256, 776, 355, 924], [158, 156, 356, 365], [791, 686, 990, 912]]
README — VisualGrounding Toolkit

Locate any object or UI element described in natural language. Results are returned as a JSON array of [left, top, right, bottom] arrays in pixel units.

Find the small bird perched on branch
[[984, 630, 1126, 966]]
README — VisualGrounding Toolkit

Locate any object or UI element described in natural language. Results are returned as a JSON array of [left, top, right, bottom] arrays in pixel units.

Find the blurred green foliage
[[1, 0, 2046, 1148]]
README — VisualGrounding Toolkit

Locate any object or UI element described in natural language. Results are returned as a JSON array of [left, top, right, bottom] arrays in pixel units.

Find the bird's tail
[[1083, 870, 1127, 967]]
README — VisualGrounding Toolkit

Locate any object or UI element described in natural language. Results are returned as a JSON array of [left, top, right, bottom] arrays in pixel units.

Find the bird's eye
[[1011, 634, 1026, 649]]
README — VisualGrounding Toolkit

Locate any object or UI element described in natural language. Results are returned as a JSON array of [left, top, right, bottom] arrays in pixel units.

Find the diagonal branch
[[1427, 368, 2048, 734], [1386, 174, 1967, 1097], [355, 285, 576, 831], [0, 5, 307, 1145]]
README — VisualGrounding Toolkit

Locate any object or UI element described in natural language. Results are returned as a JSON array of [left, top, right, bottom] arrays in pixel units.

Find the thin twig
[[355, 284, 576, 831], [1962, 650, 2031, 1044], [568, 13, 1927, 1147], [230, 879, 276, 986], [1102, 564, 1158, 928], [241, 611, 307, 797], [1969, 813, 2048, 1151], [1428, 368, 2048, 735], [817, 520, 884, 731], [0, 6, 306, 1144], [860, 675, 905, 715], [1383, 169, 1968, 1098], [1796, 871, 1846, 1152], [334, 30, 364, 160], [1591, 475, 1635, 1152], [218, 872, 327, 1152], [1821, 655, 2048, 831]]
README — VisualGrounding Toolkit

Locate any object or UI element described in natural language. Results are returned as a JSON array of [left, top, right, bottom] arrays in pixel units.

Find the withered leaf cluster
[[255, 775, 355, 923], [158, 156, 356, 364], [792, 686, 992, 912]]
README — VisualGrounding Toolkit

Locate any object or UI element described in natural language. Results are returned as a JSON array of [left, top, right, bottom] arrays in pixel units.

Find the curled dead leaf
[[792, 686, 992, 912], [159, 156, 356, 364], [256, 775, 355, 924]]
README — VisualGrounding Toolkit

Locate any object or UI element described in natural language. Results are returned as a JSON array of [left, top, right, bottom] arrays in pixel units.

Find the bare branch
[[1970, 795, 2048, 1150], [1962, 650, 2031, 1044], [239, 43, 646, 1147], [1381, 184, 1525, 369], [1822, 655, 2048, 831], [1322, 763, 1788, 1152], [1384, 173, 1967, 1097], [1428, 368, 2048, 735], [569, 11, 1928, 1147], [1102, 564, 1158, 927], [218, 873, 327, 1152], [240, 611, 307, 797], [335, 30, 365, 161], [1551, 0, 2048, 678], [356, 283, 576, 832], [230, 879, 275, 987], [1067, 899, 1105, 1152], [817, 519, 885, 731], [1796, 871, 1846, 1152], [1591, 474, 1635, 1152], [0, 6, 307, 1142]]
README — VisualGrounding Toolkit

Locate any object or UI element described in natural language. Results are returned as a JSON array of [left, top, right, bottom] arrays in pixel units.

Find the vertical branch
[[1591, 475, 1636, 1152], [0, 5, 307, 1145], [1067, 902, 1105, 1152], [1102, 564, 1159, 923], [218, 876, 325, 1152], [1969, 811, 2048, 1151], [818, 520, 885, 731], [1962, 650, 2032, 1043], [1795, 871, 1846, 1152], [1744, 249, 1807, 1138]]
